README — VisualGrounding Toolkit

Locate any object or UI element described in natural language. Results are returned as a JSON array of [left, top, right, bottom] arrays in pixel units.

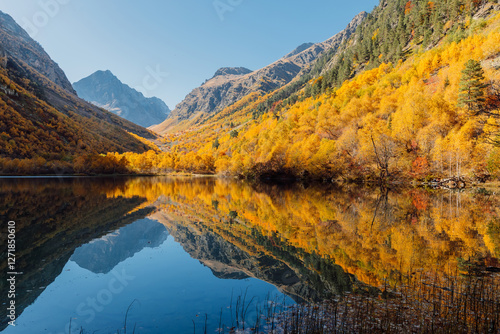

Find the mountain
[[212, 67, 253, 78], [0, 12, 74, 93], [73, 70, 170, 128], [142, 0, 500, 182], [284, 42, 315, 59], [151, 12, 367, 133], [0, 11, 156, 163]]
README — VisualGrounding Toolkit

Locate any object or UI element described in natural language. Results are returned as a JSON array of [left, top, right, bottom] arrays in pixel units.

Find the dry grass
[[215, 271, 500, 334]]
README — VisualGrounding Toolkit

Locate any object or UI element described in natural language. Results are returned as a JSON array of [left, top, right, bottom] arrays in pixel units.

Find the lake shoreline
[[0, 172, 499, 189]]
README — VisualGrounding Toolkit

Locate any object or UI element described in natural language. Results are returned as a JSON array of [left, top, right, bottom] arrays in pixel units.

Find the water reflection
[[0, 178, 154, 332], [157, 213, 354, 303], [115, 177, 499, 286], [71, 219, 169, 274], [0, 177, 499, 333]]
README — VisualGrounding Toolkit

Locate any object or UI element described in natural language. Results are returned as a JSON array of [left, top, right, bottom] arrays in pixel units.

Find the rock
[[73, 70, 170, 128], [284, 43, 315, 59], [473, 2, 500, 19], [212, 67, 253, 78]]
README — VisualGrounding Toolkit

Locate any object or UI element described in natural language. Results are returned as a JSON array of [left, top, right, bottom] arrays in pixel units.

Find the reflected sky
[[3, 218, 291, 334], [1, 176, 498, 333], [71, 219, 169, 274]]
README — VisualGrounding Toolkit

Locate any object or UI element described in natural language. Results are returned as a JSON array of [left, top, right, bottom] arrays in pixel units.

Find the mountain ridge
[[73, 70, 170, 128], [284, 42, 315, 59], [128, 0, 500, 184], [151, 11, 367, 134], [0, 11, 75, 93], [212, 67, 253, 79], [0, 10, 156, 165]]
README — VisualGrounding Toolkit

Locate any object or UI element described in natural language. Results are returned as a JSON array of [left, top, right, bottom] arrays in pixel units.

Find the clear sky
[[0, 0, 379, 108]]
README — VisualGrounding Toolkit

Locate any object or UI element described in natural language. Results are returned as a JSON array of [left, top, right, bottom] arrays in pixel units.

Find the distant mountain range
[[0, 10, 155, 161], [73, 70, 170, 128], [151, 12, 366, 133]]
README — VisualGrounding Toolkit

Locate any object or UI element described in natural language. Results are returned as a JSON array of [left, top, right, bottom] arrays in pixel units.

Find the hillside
[[73, 70, 170, 128], [151, 11, 366, 134], [0, 11, 74, 93], [3, 1, 500, 180], [0, 11, 156, 173], [115, 0, 500, 184]]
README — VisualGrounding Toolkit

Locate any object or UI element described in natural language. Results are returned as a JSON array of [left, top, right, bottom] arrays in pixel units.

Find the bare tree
[[483, 80, 500, 146], [371, 133, 397, 180]]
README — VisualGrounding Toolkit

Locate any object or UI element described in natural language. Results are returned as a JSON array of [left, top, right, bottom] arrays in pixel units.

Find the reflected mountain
[[128, 177, 500, 286], [2, 176, 499, 332], [0, 178, 153, 331], [152, 211, 357, 304], [71, 219, 169, 274]]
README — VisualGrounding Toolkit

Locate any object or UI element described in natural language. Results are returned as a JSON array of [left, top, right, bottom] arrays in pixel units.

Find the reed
[[214, 271, 500, 333], [69, 271, 500, 333]]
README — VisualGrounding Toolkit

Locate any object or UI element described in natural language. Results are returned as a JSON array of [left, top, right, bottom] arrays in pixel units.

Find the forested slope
[[0, 11, 156, 174], [123, 0, 500, 183]]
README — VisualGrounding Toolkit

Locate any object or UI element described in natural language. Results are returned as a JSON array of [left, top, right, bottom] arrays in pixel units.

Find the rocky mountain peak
[[95, 69, 117, 78], [284, 43, 315, 59], [79, 70, 123, 88], [73, 70, 170, 128], [212, 67, 253, 79]]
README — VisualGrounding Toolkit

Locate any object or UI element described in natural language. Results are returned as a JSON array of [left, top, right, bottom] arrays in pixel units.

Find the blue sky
[[0, 0, 379, 108]]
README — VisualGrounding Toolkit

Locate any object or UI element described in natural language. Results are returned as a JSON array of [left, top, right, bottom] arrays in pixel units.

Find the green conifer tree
[[458, 59, 488, 116]]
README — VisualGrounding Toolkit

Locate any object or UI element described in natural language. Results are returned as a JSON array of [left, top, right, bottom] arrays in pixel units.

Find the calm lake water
[[0, 177, 499, 333]]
